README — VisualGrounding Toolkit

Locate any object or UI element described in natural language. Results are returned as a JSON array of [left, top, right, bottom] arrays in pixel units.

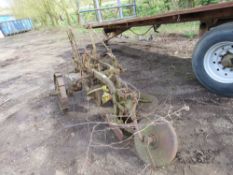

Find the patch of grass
[[159, 22, 199, 35], [184, 31, 197, 39], [123, 22, 199, 39]]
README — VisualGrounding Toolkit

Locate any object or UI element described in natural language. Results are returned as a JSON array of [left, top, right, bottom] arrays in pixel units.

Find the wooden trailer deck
[[86, 2, 233, 40]]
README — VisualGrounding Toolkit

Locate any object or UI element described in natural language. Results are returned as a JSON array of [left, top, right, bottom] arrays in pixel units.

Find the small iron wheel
[[134, 117, 178, 167], [54, 73, 69, 111]]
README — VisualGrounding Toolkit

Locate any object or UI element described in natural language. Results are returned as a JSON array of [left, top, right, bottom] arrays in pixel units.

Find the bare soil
[[0, 30, 233, 175]]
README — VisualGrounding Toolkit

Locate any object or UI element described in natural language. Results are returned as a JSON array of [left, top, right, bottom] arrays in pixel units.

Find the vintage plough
[[54, 29, 178, 167]]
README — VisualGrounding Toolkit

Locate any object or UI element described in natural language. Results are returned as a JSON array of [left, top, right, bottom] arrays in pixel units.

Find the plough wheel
[[134, 117, 178, 167], [54, 73, 69, 111]]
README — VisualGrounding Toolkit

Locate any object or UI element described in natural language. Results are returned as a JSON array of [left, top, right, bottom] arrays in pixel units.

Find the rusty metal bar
[[93, 0, 103, 22], [117, 0, 124, 19], [79, 1, 137, 24]]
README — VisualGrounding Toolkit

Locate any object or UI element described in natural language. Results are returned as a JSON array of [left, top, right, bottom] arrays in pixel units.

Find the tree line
[[12, 0, 79, 27], [11, 0, 232, 27]]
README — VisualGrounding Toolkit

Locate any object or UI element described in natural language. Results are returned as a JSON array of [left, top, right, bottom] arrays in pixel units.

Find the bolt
[[147, 137, 154, 146]]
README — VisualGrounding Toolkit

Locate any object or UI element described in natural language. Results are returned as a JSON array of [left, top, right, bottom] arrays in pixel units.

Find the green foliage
[[199, 0, 219, 5], [135, 0, 220, 18], [12, 0, 78, 28], [11, 0, 224, 28]]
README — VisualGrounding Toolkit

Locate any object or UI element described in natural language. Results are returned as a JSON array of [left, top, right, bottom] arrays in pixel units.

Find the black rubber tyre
[[192, 22, 233, 97]]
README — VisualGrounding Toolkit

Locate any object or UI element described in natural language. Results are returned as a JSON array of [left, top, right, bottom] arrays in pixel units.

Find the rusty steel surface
[[87, 2, 233, 30], [54, 73, 69, 111]]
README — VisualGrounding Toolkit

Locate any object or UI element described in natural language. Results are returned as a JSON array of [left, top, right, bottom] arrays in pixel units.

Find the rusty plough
[[54, 29, 178, 167]]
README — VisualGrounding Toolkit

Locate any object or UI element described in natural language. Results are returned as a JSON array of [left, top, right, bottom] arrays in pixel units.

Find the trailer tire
[[192, 22, 233, 97]]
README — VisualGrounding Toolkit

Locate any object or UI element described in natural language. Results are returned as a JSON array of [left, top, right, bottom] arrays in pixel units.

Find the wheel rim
[[204, 42, 233, 84]]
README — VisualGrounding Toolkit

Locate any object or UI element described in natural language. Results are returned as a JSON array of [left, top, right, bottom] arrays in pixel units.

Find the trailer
[[86, 2, 233, 97]]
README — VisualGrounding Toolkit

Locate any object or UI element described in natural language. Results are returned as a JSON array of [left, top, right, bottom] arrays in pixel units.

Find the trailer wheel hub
[[222, 53, 233, 68], [204, 41, 233, 83]]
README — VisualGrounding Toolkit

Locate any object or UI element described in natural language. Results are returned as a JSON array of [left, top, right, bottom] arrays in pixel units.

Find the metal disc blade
[[134, 117, 178, 167]]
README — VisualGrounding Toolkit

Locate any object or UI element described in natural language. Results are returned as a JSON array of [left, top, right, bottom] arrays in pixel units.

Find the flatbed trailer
[[86, 2, 233, 97], [87, 2, 233, 39]]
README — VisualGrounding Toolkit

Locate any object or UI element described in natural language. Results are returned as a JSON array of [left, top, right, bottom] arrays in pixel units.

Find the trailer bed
[[87, 2, 233, 31]]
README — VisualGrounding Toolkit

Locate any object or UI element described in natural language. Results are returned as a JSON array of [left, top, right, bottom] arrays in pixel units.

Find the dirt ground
[[0, 30, 233, 175]]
